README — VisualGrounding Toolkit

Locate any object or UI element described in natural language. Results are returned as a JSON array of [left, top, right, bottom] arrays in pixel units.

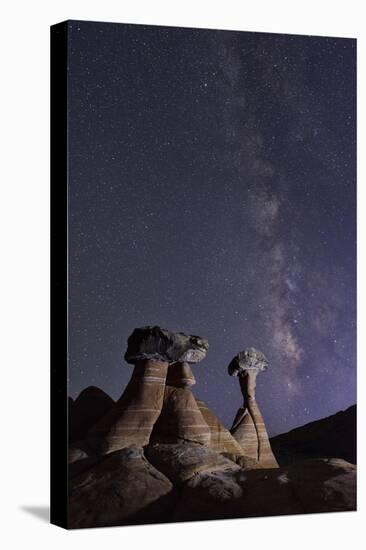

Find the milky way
[[67, 21, 356, 435]]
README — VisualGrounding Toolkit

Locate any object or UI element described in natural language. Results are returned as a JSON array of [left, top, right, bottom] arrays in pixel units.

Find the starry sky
[[67, 20, 356, 436]]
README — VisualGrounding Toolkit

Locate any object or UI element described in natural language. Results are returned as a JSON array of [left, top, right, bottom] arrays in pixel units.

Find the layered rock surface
[[196, 399, 246, 457], [231, 401, 279, 468], [153, 362, 211, 446], [86, 360, 169, 455], [68, 446, 175, 528]]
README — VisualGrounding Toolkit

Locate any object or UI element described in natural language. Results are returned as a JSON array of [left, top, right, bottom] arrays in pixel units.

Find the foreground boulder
[[68, 446, 175, 528], [173, 457, 356, 522], [146, 440, 240, 484]]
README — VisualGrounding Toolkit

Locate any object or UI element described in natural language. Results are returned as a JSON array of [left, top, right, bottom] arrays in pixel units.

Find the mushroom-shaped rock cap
[[125, 326, 209, 365], [228, 347, 268, 376]]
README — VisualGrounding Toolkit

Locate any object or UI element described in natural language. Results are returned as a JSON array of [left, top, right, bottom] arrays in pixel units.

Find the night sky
[[67, 21, 356, 436]]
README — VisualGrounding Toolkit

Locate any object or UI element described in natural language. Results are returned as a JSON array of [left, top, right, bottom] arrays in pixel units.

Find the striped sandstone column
[[87, 326, 210, 455], [87, 359, 169, 455], [229, 348, 279, 468], [154, 362, 211, 446], [196, 399, 245, 456]]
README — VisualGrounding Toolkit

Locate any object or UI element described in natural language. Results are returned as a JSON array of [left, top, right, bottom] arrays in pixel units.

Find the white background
[[0, 0, 364, 548]]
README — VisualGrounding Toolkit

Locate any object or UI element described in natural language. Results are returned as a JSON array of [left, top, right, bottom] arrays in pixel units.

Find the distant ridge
[[270, 405, 356, 465], [69, 386, 115, 442]]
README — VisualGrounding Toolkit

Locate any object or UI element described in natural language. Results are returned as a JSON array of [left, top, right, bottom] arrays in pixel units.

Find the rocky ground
[[68, 387, 356, 529]]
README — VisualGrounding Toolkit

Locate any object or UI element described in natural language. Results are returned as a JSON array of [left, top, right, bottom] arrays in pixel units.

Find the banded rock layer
[[196, 399, 246, 457], [231, 401, 279, 468], [87, 360, 169, 455]]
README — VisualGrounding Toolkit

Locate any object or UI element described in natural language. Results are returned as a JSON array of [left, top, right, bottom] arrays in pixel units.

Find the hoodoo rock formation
[[68, 328, 356, 527], [228, 347, 279, 468], [86, 326, 209, 455]]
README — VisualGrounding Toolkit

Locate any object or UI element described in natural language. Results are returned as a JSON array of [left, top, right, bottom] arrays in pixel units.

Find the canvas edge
[[50, 20, 69, 530]]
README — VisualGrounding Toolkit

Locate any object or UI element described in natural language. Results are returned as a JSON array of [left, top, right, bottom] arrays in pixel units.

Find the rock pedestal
[[229, 347, 279, 468], [196, 399, 247, 458], [165, 361, 196, 387], [87, 359, 169, 455], [153, 361, 211, 446], [87, 326, 209, 455]]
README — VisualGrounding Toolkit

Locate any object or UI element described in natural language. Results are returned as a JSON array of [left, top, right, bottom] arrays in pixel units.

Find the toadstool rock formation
[[228, 347, 279, 468], [86, 326, 209, 455]]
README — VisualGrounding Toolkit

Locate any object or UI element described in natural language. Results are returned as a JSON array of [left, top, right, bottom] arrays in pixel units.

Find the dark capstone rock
[[270, 405, 357, 466], [173, 457, 356, 522], [228, 347, 268, 377], [125, 326, 209, 364], [68, 445, 175, 528], [146, 440, 240, 484], [69, 386, 115, 442]]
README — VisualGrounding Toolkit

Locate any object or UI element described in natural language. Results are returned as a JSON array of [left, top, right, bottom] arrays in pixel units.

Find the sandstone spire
[[87, 326, 207, 455], [153, 351, 212, 445], [228, 347, 279, 468]]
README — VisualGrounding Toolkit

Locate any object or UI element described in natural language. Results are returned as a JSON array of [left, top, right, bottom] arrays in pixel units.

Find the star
[[67, 20, 356, 435]]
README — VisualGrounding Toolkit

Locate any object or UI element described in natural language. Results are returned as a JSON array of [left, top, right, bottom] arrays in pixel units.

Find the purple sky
[[67, 21, 356, 436]]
